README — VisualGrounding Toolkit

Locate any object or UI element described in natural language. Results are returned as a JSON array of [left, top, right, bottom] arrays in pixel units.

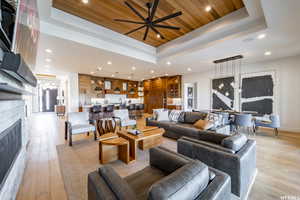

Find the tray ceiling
[[53, 0, 245, 47]]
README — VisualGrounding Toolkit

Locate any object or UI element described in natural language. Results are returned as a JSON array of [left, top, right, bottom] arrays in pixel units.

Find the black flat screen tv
[[0, 0, 16, 51]]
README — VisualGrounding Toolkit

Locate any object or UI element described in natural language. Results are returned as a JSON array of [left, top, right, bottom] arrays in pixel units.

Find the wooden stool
[[98, 133, 130, 164]]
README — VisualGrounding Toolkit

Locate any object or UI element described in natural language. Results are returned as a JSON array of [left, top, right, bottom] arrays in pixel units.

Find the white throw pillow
[[153, 108, 165, 120], [157, 111, 170, 121]]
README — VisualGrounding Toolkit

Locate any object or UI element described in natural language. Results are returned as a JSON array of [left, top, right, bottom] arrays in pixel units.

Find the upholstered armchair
[[255, 115, 280, 136], [65, 112, 97, 146], [113, 109, 137, 130], [88, 147, 231, 200], [178, 134, 256, 200]]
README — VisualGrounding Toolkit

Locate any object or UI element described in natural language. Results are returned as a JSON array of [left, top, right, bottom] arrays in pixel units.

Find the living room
[[0, 0, 300, 200]]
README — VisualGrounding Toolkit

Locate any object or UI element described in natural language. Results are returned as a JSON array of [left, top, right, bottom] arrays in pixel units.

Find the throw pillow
[[169, 110, 183, 122], [193, 119, 214, 130], [206, 113, 223, 128], [153, 108, 165, 120], [221, 133, 248, 152], [157, 110, 170, 121]]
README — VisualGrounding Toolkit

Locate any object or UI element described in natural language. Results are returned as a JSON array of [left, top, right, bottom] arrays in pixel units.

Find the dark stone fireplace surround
[[0, 68, 29, 199]]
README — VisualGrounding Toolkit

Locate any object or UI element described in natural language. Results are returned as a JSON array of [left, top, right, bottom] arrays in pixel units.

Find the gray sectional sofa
[[146, 111, 230, 139], [88, 147, 231, 200], [178, 134, 257, 200]]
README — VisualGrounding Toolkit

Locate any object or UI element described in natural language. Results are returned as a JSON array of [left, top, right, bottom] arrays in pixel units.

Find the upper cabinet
[[167, 75, 182, 98], [78, 74, 139, 105]]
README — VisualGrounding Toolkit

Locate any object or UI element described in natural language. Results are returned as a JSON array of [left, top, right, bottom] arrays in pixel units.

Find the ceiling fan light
[[205, 6, 212, 12]]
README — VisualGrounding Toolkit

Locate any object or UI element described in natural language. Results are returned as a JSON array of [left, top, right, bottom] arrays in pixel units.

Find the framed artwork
[[211, 76, 235, 110], [240, 71, 275, 115], [187, 87, 193, 98], [104, 81, 111, 90], [122, 82, 127, 91]]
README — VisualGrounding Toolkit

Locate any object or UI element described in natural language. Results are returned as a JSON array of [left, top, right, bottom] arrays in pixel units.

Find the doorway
[[41, 88, 58, 112]]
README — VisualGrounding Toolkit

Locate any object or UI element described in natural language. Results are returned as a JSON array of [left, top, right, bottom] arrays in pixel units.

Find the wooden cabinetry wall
[[78, 74, 139, 105], [143, 75, 182, 114]]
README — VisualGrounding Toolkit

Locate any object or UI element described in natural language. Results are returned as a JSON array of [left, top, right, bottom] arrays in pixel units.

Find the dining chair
[[255, 115, 280, 136], [234, 114, 255, 135]]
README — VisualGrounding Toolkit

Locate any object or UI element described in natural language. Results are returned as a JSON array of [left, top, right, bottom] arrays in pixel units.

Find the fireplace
[[0, 119, 22, 191]]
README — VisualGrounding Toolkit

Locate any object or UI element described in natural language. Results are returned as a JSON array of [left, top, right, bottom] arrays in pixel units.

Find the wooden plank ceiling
[[53, 0, 245, 47]]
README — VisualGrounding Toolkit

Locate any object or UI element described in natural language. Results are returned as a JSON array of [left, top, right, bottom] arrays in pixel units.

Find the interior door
[[42, 88, 58, 112]]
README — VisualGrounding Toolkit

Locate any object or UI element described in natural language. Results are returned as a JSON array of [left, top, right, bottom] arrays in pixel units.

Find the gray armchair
[[66, 112, 97, 146], [88, 147, 231, 200], [178, 134, 256, 200]]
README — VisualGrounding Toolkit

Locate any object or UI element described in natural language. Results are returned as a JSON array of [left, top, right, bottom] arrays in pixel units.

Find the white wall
[[67, 72, 79, 112], [183, 55, 300, 132]]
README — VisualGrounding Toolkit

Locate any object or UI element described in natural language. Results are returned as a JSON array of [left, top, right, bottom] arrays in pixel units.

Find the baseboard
[[231, 168, 258, 200]]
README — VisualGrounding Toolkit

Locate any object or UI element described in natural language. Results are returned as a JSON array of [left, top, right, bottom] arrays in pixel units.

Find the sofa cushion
[[221, 133, 248, 152], [98, 166, 137, 200], [153, 109, 165, 120], [193, 119, 214, 130], [148, 160, 209, 200], [156, 121, 176, 130], [169, 123, 201, 138], [184, 112, 208, 124]]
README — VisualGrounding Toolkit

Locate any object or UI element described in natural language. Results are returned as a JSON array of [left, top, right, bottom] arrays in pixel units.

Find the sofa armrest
[[196, 168, 231, 200], [88, 171, 117, 200], [149, 147, 192, 174], [197, 132, 229, 144]]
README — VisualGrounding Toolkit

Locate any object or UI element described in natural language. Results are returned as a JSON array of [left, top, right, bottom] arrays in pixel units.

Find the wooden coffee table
[[117, 126, 165, 163], [98, 133, 130, 164]]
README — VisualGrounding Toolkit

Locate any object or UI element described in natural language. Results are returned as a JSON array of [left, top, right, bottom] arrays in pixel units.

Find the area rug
[[56, 138, 177, 200]]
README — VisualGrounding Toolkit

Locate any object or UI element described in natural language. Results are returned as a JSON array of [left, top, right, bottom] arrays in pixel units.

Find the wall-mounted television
[[0, 0, 16, 51]]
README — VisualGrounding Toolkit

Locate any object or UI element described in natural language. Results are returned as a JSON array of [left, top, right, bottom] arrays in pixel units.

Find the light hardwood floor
[[16, 113, 300, 200]]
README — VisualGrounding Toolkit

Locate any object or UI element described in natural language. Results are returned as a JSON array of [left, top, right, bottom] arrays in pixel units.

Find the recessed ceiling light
[[111, 74, 115, 77], [46, 58, 52, 62], [82, 0, 89, 4], [97, 67, 102, 71], [165, 73, 169, 76], [205, 6, 212, 12], [90, 71, 95, 74], [264, 51, 272, 56], [166, 61, 171, 65], [156, 34, 161, 39], [128, 76, 132, 79], [257, 34, 266, 39], [150, 70, 154, 74], [107, 61, 112, 65], [187, 67, 192, 71], [45, 49, 52, 53], [132, 66, 136, 70]]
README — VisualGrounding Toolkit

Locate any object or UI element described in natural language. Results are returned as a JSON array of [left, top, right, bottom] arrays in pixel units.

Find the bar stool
[[104, 105, 114, 118], [136, 104, 144, 118], [90, 105, 102, 120], [127, 104, 136, 119], [120, 104, 127, 109]]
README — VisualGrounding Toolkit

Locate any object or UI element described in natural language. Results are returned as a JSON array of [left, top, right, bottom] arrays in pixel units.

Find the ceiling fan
[[114, 0, 182, 41]]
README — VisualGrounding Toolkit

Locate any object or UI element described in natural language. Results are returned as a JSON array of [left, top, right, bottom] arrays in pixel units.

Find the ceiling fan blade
[[114, 19, 145, 24], [150, 26, 165, 39], [149, 0, 159, 21], [124, 1, 146, 22], [153, 24, 180, 30], [153, 11, 182, 24], [125, 25, 146, 35], [143, 26, 149, 40]]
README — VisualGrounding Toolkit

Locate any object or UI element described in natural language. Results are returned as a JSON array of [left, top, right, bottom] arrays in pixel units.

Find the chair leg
[[65, 121, 68, 140], [94, 131, 97, 140], [275, 128, 279, 136], [87, 132, 90, 136], [69, 133, 72, 146]]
